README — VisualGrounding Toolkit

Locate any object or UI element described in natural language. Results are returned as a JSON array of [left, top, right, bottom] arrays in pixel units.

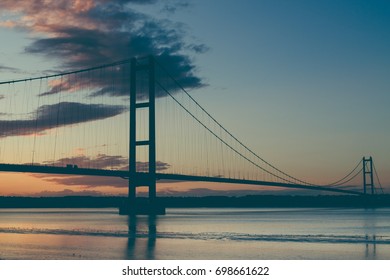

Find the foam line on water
[[0, 227, 388, 244]]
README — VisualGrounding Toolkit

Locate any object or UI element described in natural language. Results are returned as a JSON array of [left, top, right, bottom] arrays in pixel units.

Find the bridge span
[[0, 163, 362, 196]]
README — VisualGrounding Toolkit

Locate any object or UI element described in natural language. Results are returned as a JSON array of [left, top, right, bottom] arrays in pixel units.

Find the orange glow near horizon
[[0, 172, 344, 197]]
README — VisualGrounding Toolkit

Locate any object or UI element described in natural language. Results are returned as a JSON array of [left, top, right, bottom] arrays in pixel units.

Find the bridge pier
[[119, 198, 165, 215], [119, 56, 165, 215], [120, 174, 165, 215]]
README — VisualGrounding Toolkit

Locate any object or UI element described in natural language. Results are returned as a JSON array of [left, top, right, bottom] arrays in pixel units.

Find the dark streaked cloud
[[32, 174, 127, 188], [34, 188, 108, 197], [0, 0, 205, 97], [39, 64, 131, 98], [41, 154, 171, 173], [161, 2, 191, 15], [32, 154, 171, 188], [136, 161, 171, 172], [124, 0, 159, 4], [42, 154, 129, 170], [0, 102, 126, 137], [188, 43, 209, 54], [0, 64, 21, 74]]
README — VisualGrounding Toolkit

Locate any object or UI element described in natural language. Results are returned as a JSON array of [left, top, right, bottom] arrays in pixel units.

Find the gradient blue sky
[[149, 0, 390, 188], [0, 0, 389, 195]]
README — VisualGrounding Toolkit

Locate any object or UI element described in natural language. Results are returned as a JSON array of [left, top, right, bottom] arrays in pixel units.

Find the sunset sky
[[0, 0, 389, 197]]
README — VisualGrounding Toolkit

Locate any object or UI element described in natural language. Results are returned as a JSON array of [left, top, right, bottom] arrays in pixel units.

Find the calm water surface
[[0, 207, 389, 259]]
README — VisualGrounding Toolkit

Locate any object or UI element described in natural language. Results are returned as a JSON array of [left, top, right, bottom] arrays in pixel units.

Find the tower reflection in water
[[126, 215, 157, 260], [363, 208, 377, 260], [365, 235, 377, 259]]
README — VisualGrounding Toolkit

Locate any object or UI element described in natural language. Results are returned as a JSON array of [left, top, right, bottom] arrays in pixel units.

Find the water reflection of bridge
[[126, 215, 157, 260], [364, 235, 377, 259]]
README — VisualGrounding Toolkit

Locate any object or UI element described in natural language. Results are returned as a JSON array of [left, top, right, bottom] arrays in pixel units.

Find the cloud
[[0, 64, 23, 74], [30, 154, 171, 188], [37, 66, 131, 98], [0, 0, 205, 97], [34, 188, 107, 197], [30, 166, 172, 188], [136, 161, 171, 172], [42, 154, 129, 170], [33, 174, 127, 188], [0, 102, 126, 138], [39, 78, 76, 96], [161, 1, 190, 15], [41, 154, 171, 172], [188, 43, 209, 54]]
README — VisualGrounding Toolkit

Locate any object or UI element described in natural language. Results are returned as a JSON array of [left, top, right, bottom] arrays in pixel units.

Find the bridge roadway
[[0, 163, 362, 195]]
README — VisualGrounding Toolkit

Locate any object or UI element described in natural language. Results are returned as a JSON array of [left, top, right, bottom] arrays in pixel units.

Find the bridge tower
[[120, 56, 164, 215], [363, 156, 374, 195]]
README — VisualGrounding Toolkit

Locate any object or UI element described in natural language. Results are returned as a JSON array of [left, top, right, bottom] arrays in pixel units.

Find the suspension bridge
[[0, 56, 383, 214]]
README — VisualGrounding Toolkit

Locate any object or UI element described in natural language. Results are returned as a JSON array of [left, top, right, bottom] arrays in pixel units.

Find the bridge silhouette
[[0, 56, 383, 214]]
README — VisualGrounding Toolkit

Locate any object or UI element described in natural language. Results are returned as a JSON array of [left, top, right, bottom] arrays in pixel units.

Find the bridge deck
[[0, 163, 362, 195]]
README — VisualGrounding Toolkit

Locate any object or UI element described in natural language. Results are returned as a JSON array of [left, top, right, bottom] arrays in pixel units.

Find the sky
[[0, 0, 389, 197]]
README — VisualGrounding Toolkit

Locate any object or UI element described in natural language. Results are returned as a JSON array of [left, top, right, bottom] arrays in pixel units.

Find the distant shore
[[0, 194, 389, 208]]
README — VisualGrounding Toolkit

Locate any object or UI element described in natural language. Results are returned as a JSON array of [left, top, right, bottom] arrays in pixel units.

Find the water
[[0, 207, 389, 259]]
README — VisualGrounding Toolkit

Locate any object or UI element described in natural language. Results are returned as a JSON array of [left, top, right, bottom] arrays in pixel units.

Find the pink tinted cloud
[[0, 0, 99, 33]]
